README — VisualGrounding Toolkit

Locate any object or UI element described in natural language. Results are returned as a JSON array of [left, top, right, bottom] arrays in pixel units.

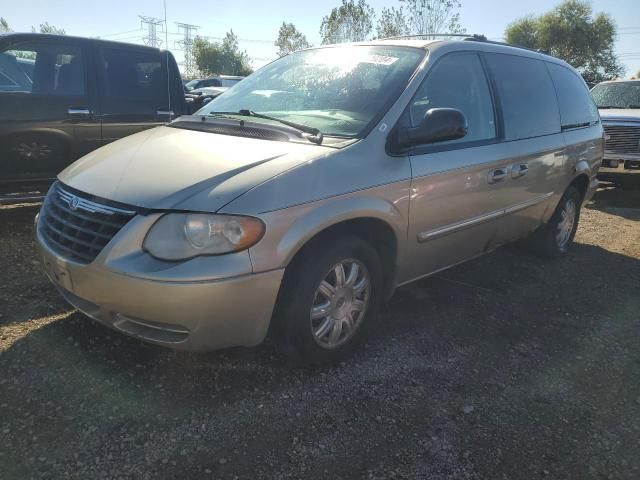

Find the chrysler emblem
[[68, 196, 80, 211]]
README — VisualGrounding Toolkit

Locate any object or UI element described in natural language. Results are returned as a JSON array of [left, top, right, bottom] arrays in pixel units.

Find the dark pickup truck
[[0, 33, 187, 202]]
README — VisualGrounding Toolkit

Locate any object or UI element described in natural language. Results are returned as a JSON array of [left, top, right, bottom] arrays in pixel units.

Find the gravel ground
[[1, 181, 639, 480]]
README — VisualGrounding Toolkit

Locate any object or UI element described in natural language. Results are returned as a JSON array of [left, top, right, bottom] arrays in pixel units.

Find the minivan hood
[[599, 108, 640, 122], [59, 126, 328, 211]]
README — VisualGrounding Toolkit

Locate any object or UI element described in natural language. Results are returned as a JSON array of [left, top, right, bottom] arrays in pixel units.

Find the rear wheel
[[529, 186, 581, 257], [271, 236, 382, 366]]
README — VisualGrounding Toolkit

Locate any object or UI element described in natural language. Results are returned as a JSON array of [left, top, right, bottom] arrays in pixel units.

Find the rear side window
[[101, 47, 168, 113], [0, 43, 85, 96], [486, 53, 560, 141], [547, 63, 599, 128], [409, 52, 496, 145]]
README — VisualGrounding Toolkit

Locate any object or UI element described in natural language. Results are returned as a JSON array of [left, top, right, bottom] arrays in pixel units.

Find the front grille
[[603, 124, 640, 154], [39, 183, 136, 264]]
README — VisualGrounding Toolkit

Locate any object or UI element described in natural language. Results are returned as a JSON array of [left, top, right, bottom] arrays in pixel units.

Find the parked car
[[186, 75, 246, 107], [0, 33, 186, 202], [189, 85, 227, 98], [184, 75, 244, 93], [591, 79, 640, 175], [36, 38, 602, 364]]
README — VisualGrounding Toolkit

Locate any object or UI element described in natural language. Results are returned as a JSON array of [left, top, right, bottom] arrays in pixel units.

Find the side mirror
[[396, 108, 468, 149]]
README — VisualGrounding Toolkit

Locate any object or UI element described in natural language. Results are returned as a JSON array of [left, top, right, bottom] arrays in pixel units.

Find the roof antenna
[[163, 0, 172, 121]]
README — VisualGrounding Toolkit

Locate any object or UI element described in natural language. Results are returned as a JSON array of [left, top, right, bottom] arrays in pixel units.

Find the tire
[[529, 186, 582, 257], [271, 236, 383, 366]]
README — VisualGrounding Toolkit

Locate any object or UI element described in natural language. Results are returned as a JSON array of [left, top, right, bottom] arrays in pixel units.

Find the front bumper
[[36, 214, 284, 352], [600, 152, 640, 174]]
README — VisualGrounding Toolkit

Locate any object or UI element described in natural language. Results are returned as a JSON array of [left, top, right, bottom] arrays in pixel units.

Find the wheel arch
[[569, 172, 590, 202], [1, 128, 73, 152], [274, 197, 406, 301]]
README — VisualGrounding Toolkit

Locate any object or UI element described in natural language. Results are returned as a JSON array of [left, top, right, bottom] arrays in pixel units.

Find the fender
[[574, 158, 592, 178], [247, 188, 411, 275], [545, 163, 592, 221]]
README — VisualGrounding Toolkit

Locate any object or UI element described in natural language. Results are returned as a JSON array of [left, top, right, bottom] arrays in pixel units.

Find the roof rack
[[381, 33, 551, 55], [462, 36, 551, 55], [383, 33, 485, 41]]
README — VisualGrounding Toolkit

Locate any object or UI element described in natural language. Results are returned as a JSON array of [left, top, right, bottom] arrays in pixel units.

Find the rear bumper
[[36, 219, 284, 352]]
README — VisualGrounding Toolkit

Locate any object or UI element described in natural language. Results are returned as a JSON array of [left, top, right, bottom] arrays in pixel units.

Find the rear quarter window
[[547, 63, 599, 128], [486, 53, 561, 141]]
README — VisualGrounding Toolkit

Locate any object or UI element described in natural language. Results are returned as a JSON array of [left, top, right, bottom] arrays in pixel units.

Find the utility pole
[[139, 16, 164, 48], [175, 22, 199, 78]]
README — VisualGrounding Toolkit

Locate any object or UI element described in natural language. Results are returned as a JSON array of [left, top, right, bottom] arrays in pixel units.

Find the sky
[[2, 0, 640, 77]]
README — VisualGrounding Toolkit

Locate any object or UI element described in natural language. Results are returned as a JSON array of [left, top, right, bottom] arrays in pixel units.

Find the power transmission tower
[[175, 22, 199, 78], [139, 16, 164, 48]]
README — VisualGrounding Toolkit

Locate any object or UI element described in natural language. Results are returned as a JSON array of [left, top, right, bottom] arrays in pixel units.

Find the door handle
[[157, 110, 175, 118], [488, 168, 508, 184], [511, 164, 529, 179]]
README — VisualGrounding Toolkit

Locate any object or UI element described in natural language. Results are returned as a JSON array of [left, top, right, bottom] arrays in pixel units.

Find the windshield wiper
[[209, 110, 324, 145], [627, 105, 640, 109], [597, 105, 626, 109]]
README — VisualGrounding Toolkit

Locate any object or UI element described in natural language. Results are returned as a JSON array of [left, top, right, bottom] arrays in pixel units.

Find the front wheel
[[529, 186, 581, 257], [271, 236, 383, 366]]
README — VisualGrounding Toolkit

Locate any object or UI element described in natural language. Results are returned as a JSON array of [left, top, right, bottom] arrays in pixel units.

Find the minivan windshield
[[591, 81, 640, 109], [197, 45, 425, 138]]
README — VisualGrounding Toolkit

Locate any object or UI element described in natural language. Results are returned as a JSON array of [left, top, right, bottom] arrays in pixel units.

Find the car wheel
[[271, 236, 382, 366], [530, 185, 581, 257]]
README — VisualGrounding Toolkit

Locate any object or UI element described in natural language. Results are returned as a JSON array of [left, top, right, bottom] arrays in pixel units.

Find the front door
[[403, 51, 506, 281], [0, 38, 99, 182]]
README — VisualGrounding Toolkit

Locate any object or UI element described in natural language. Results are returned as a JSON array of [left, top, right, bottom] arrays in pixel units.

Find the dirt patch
[[1, 185, 639, 479]]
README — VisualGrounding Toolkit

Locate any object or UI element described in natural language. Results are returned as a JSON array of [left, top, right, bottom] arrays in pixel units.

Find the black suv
[[0, 33, 186, 201]]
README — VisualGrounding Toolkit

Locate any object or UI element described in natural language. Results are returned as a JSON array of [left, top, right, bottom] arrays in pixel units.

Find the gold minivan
[[36, 37, 603, 364]]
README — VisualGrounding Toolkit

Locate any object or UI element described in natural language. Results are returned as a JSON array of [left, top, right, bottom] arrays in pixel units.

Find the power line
[[175, 22, 199, 78], [139, 16, 164, 48]]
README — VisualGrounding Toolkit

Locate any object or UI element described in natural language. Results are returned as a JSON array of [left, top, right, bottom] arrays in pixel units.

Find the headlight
[[143, 213, 265, 260]]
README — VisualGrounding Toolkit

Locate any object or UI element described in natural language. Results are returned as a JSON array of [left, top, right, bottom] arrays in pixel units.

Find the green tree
[[275, 22, 311, 57], [376, 7, 408, 39], [0, 17, 10, 33], [320, 0, 375, 44], [400, 0, 465, 36], [505, 0, 623, 85], [32, 22, 66, 34], [193, 30, 253, 77]]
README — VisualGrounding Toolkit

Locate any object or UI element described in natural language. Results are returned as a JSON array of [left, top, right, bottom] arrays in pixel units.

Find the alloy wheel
[[310, 258, 371, 349], [13, 141, 53, 160], [556, 198, 576, 249]]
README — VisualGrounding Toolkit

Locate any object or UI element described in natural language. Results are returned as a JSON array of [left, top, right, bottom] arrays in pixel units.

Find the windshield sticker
[[361, 55, 399, 66]]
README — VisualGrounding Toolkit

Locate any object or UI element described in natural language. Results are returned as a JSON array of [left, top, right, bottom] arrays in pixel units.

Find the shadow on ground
[[588, 176, 640, 219]]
